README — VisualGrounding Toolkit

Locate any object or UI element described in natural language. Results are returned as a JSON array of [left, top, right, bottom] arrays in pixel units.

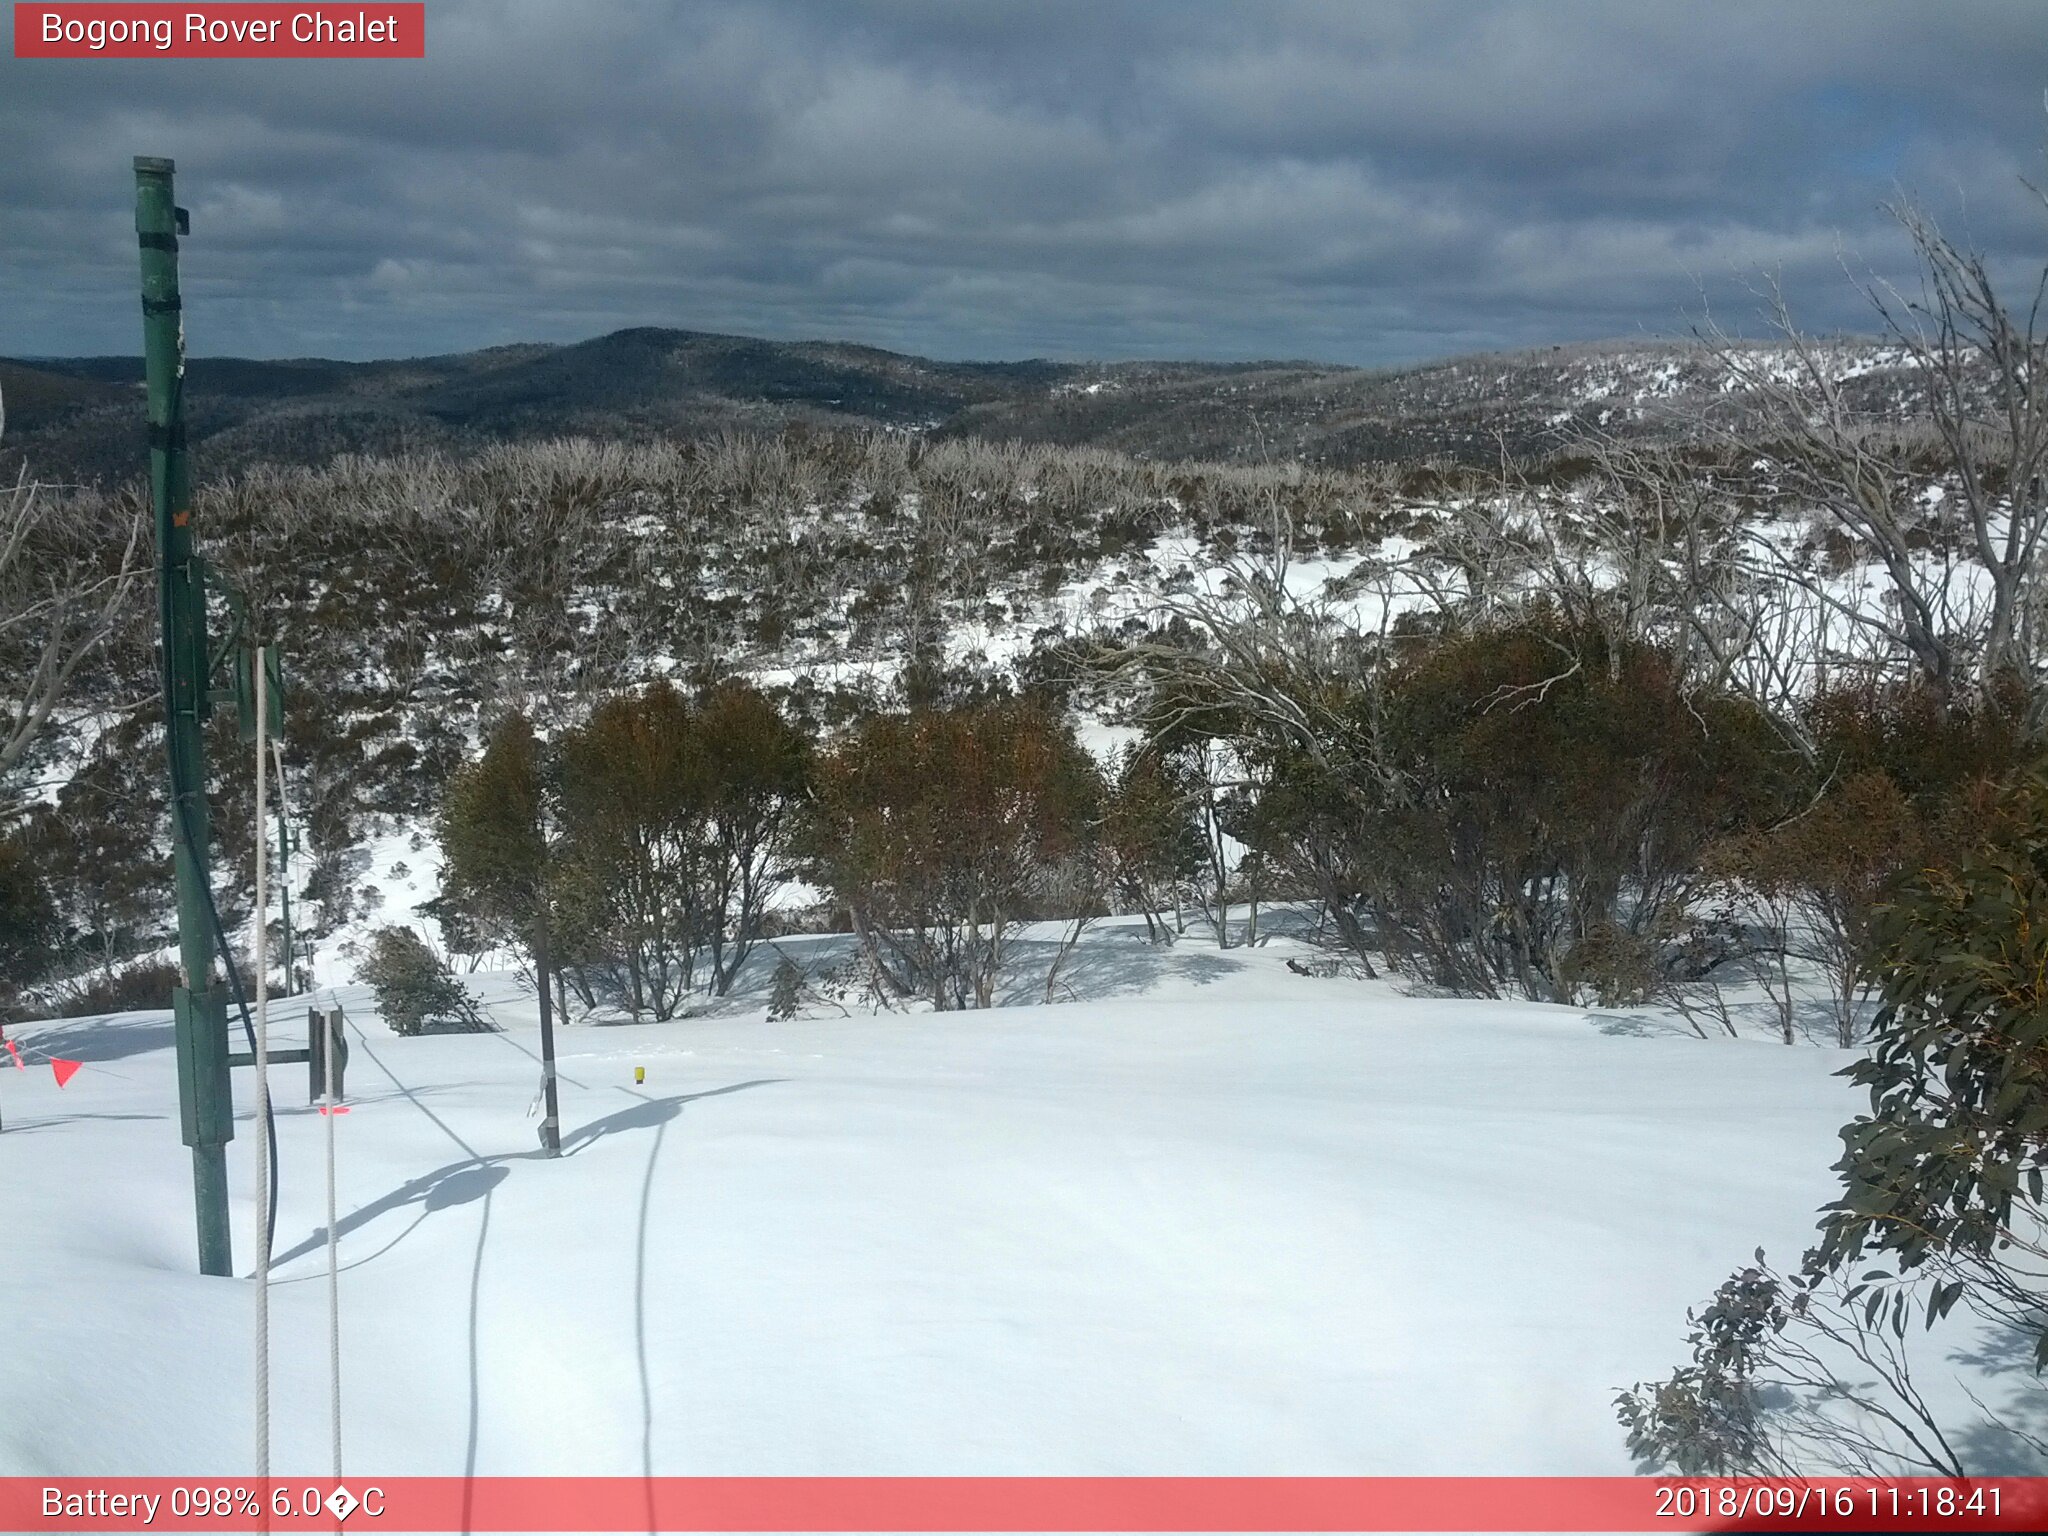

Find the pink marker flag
[[4, 1038, 23, 1071], [50, 1059, 82, 1089]]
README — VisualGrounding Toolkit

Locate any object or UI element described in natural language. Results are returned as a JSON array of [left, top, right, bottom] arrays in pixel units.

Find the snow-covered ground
[[0, 918, 2003, 1478]]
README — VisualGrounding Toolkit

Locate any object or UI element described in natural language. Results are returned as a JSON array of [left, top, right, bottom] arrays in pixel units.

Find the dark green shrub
[[1813, 765, 2048, 1354], [52, 957, 180, 1017], [767, 955, 803, 1021], [360, 925, 483, 1037]]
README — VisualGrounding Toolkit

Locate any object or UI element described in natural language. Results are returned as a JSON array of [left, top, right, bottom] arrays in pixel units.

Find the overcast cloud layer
[[2, 0, 2045, 365]]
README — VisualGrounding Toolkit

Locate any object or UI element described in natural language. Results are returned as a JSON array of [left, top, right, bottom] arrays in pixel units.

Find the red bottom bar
[[5, 1477, 2048, 1533]]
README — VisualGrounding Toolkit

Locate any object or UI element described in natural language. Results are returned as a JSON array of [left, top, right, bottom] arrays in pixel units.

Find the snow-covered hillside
[[5, 916, 2019, 1479]]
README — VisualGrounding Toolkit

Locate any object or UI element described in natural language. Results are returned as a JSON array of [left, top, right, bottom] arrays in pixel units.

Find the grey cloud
[[2, 0, 2043, 365]]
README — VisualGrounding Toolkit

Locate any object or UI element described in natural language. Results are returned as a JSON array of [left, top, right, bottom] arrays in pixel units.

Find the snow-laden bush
[[360, 925, 485, 1037]]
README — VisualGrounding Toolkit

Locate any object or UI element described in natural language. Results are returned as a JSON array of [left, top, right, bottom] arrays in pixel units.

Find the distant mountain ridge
[[0, 324, 1912, 484]]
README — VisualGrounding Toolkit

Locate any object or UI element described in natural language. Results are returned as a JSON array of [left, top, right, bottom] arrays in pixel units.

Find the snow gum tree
[[1122, 591, 1790, 1002], [443, 681, 811, 1020], [1366, 612, 1788, 1001], [809, 699, 1102, 1009], [1099, 744, 1203, 945], [1702, 682, 2028, 1045], [1622, 767, 2048, 1475], [688, 682, 811, 996], [552, 683, 702, 1019], [1816, 769, 2048, 1359], [431, 708, 595, 1015]]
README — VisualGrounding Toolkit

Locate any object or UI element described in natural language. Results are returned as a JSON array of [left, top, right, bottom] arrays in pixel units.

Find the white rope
[[271, 738, 293, 993], [282, 730, 344, 1477], [252, 645, 272, 1486], [323, 1004, 343, 1478]]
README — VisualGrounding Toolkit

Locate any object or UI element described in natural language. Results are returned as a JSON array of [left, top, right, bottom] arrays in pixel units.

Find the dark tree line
[[429, 678, 1287, 1016]]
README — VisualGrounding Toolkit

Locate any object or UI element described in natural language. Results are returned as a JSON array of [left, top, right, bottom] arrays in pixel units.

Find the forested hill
[[0, 325, 1919, 485]]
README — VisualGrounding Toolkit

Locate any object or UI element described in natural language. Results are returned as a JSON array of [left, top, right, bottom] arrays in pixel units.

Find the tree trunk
[[1321, 890, 1381, 980], [849, 905, 911, 1000]]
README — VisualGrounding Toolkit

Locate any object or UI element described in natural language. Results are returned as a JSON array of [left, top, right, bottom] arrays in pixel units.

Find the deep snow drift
[[0, 919, 1983, 1477]]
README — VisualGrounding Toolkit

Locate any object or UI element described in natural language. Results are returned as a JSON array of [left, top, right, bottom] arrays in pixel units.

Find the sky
[[2, 0, 2045, 367]]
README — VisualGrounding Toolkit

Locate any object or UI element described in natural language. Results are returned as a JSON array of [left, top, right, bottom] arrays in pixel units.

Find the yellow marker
[[634, 1066, 645, 1085]]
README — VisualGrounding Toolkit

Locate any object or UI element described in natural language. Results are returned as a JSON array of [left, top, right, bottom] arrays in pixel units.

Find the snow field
[[0, 922, 1892, 1480]]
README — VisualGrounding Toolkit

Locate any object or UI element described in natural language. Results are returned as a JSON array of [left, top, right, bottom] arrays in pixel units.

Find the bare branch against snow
[[0, 387, 149, 820], [1693, 189, 2048, 718]]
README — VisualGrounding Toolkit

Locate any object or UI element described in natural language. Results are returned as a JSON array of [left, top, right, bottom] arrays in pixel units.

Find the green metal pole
[[138, 156, 234, 1277]]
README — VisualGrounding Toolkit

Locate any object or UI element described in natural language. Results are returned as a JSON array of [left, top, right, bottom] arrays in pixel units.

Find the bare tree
[[1575, 433, 1849, 758], [1087, 529, 1392, 974], [1700, 186, 2048, 715], [0, 391, 147, 819]]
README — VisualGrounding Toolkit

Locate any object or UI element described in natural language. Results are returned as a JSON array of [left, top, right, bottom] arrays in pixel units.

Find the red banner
[[12, 4, 425, 58], [5, 1477, 2048, 1532]]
